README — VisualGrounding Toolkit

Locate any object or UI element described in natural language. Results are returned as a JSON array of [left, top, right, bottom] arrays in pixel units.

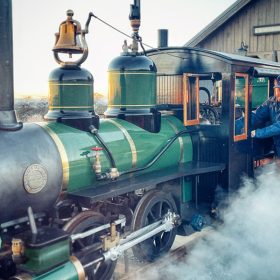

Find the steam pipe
[[0, 0, 22, 131], [89, 125, 117, 168], [119, 130, 189, 176], [96, 129, 190, 181]]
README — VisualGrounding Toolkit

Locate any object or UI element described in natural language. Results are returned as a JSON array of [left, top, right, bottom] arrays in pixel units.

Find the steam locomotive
[[1, 0, 280, 279]]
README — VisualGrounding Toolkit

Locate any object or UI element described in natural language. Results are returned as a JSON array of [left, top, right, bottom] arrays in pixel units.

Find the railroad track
[[113, 227, 212, 280]]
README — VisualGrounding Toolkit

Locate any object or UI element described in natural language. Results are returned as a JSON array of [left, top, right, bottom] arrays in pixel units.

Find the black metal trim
[[68, 161, 225, 205], [0, 0, 22, 131]]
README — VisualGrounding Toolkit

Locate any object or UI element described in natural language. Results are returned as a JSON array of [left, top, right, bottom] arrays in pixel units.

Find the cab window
[[183, 73, 222, 126], [183, 74, 199, 126], [234, 73, 248, 141]]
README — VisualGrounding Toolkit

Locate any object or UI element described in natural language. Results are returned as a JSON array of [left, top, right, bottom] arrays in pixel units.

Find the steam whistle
[[53, 10, 94, 66], [128, 0, 141, 53], [129, 0, 141, 33]]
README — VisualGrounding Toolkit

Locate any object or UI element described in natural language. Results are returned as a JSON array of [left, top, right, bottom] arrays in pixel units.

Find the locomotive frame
[[68, 46, 280, 230]]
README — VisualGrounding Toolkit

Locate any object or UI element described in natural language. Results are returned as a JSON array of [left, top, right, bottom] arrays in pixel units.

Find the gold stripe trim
[[49, 106, 93, 109], [106, 119, 137, 168], [108, 104, 156, 107], [166, 119, 184, 163], [70, 256, 86, 280], [49, 83, 92, 86], [37, 123, 69, 190]]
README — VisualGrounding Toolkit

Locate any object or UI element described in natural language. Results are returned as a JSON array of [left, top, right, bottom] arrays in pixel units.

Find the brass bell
[[53, 9, 84, 55], [52, 10, 94, 66]]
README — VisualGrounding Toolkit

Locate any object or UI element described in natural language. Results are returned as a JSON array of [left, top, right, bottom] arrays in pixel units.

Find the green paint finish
[[236, 77, 269, 108], [32, 261, 79, 280], [119, 116, 192, 172], [96, 115, 193, 183], [44, 121, 133, 192], [49, 81, 93, 111], [252, 77, 269, 108], [108, 71, 156, 108], [181, 177, 192, 202], [22, 239, 70, 274], [98, 120, 137, 171], [97, 116, 193, 177], [45, 122, 96, 192], [44, 115, 193, 193], [164, 116, 193, 164], [102, 115, 193, 177]]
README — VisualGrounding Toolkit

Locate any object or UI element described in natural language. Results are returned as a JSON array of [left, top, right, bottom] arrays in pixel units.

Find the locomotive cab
[[147, 47, 280, 213]]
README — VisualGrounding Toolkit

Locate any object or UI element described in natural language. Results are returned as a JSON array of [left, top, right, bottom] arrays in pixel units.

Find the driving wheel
[[131, 190, 177, 262]]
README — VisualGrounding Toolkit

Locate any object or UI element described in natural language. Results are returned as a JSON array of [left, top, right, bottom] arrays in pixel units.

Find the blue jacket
[[252, 96, 280, 156]]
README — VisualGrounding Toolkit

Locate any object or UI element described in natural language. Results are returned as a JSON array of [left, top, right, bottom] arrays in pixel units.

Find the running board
[[68, 161, 225, 205]]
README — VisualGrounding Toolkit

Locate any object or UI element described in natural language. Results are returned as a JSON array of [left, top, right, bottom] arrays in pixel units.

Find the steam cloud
[[136, 163, 280, 280]]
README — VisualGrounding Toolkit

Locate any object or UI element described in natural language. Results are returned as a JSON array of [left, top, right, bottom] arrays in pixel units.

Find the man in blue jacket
[[251, 76, 280, 157]]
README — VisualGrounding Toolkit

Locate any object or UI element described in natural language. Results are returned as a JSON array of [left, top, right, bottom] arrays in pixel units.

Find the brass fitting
[[12, 238, 24, 263], [101, 223, 120, 251], [91, 146, 103, 175], [108, 168, 119, 180], [130, 19, 141, 33], [110, 222, 117, 242]]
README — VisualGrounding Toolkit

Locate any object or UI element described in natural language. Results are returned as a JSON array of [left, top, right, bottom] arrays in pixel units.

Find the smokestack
[[158, 29, 168, 48], [0, 0, 22, 131]]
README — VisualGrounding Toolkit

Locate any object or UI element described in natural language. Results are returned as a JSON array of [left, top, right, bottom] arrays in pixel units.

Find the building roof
[[147, 47, 280, 77], [184, 0, 252, 47], [147, 47, 280, 69]]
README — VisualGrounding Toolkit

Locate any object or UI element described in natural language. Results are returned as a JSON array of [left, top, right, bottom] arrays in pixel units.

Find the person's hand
[[251, 130, 256, 138]]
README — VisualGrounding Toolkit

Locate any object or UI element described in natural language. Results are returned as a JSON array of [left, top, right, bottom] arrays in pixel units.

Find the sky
[[12, 0, 236, 97]]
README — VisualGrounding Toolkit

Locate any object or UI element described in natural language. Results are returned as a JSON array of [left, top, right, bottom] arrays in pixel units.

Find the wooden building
[[185, 0, 280, 61]]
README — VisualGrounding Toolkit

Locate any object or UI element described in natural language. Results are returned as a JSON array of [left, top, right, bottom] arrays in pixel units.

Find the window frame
[[183, 73, 200, 126], [234, 73, 249, 142]]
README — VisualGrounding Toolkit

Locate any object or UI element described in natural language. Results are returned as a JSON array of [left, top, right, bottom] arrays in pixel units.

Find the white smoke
[[136, 163, 280, 280]]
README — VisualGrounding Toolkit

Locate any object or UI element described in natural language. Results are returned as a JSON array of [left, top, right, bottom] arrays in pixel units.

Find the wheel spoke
[[158, 201, 163, 218], [154, 235, 162, 248], [148, 210, 156, 222], [93, 261, 101, 274]]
